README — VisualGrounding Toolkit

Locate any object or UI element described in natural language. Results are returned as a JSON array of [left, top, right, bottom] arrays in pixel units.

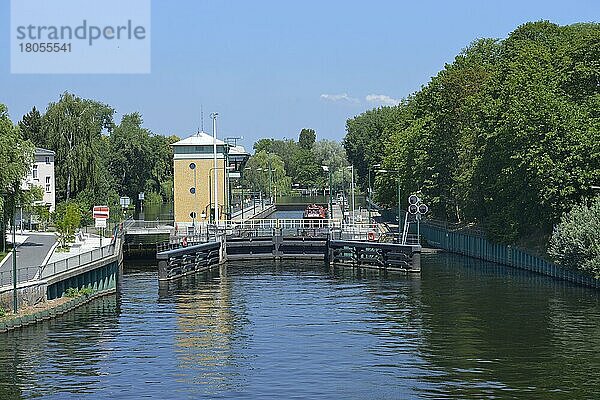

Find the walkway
[[47, 234, 105, 263], [231, 201, 272, 220], [0, 232, 56, 285]]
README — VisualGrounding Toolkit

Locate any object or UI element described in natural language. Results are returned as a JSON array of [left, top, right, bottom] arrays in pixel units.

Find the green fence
[[420, 223, 599, 289]]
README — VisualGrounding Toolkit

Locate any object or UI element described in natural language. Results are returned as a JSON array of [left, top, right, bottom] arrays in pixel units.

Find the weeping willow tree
[[41, 92, 114, 201], [242, 150, 292, 197]]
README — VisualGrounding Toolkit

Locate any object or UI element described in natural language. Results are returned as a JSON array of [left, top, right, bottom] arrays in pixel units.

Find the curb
[[34, 240, 60, 280]]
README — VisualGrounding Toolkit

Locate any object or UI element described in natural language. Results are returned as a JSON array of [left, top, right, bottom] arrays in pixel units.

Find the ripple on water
[[0, 255, 599, 399]]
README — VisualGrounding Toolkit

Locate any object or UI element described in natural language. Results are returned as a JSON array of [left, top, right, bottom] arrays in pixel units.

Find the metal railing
[[0, 266, 40, 288], [39, 244, 116, 279], [225, 218, 342, 238], [0, 244, 115, 289]]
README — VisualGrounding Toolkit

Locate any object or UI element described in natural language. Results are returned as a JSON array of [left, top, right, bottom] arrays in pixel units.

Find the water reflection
[[0, 255, 599, 399], [0, 296, 119, 399], [415, 254, 600, 398], [159, 266, 250, 395]]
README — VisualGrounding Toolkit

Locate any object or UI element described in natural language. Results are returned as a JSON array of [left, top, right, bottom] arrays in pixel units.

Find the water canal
[[1, 254, 599, 399]]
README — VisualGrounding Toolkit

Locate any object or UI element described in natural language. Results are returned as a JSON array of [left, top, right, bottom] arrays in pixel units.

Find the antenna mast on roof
[[201, 105, 204, 134]]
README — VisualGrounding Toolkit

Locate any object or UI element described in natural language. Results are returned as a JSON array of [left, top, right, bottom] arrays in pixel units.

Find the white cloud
[[320, 93, 359, 103], [365, 94, 401, 106]]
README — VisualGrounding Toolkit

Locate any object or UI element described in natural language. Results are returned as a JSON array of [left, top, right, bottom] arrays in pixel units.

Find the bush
[[548, 197, 600, 277], [0, 306, 6, 318], [64, 287, 94, 298]]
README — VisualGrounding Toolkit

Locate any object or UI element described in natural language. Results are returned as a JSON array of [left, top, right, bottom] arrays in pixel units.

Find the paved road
[[0, 233, 56, 285]]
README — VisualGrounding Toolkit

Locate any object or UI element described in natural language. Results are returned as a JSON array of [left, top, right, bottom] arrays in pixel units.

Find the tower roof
[[171, 131, 226, 147]]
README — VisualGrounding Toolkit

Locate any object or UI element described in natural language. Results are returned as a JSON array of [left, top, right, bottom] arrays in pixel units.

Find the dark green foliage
[[64, 287, 94, 298], [344, 21, 600, 247], [0, 104, 35, 251], [14, 93, 178, 223], [549, 197, 600, 277], [247, 129, 349, 192], [298, 128, 316, 150], [18, 106, 43, 146], [39, 92, 114, 202]]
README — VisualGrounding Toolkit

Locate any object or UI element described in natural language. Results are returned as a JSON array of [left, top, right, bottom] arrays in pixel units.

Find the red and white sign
[[93, 206, 110, 220]]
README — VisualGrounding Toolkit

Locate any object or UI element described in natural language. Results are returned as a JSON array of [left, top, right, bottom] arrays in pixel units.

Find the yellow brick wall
[[174, 158, 226, 223]]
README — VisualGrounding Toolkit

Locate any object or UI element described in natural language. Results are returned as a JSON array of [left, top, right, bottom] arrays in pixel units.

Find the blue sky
[[1, 0, 598, 149]]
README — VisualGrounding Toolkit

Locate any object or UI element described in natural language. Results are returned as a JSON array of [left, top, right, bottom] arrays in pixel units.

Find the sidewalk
[[47, 234, 108, 263], [0, 232, 57, 285], [231, 201, 272, 220]]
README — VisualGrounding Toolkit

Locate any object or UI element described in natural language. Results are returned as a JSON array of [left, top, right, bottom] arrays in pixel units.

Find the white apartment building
[[22, 148, 56, 212]]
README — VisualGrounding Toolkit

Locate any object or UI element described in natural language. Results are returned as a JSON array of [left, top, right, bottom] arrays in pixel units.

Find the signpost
[[120, 196, 131, 221], [93, 206, 110, 247], [139, 192, 145, 216], [404, 195, 428, 244]]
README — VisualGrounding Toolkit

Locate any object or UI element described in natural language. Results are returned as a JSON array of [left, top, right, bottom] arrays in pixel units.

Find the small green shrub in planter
[[0, 306, 6, 318]]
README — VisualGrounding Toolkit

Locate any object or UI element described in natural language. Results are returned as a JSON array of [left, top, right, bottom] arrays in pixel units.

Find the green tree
[[298, 128, 316, 150], [243, 151, 291, 197], [313, 140, 350, 191], [18, 106, 44, 146], [41, 92, 114, 201], [53, 202, 82, 249], [348, 21, 600, 249], [109, 113, 152, 203], [549, 197, 600, 277], [0, 104, 35, 250]]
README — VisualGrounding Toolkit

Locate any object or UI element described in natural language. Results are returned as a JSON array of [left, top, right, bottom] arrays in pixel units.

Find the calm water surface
[[1, 254, 599, 399]]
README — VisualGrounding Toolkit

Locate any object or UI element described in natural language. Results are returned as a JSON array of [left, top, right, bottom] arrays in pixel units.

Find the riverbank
[[420, 221, 600, 289], [0, 288, 114, 334]]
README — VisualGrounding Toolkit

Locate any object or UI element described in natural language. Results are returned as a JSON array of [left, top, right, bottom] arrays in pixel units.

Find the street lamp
[[368, 163, 381, 224], [376, 169, 402, 242], [208, 166, 234, 223], [321, 166, 333, 219], [210, 112, 219, 224]]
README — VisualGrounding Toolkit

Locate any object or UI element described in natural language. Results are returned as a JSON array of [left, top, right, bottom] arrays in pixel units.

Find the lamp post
[[12, 198, 17, 313], [321, 166, 332, 219], [376, 169, 401, 242], [9, 182, 18, 313], [211, 112, 219, 224], [208, 166, 234, 223], [368, 163, 381, 224]]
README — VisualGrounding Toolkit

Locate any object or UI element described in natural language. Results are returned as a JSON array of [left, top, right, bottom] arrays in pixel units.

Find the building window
[[45, 184, 51, 193], [33, 165, 38, 179], [45, 176, 50, 184], [45, 156, 50, 164]]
